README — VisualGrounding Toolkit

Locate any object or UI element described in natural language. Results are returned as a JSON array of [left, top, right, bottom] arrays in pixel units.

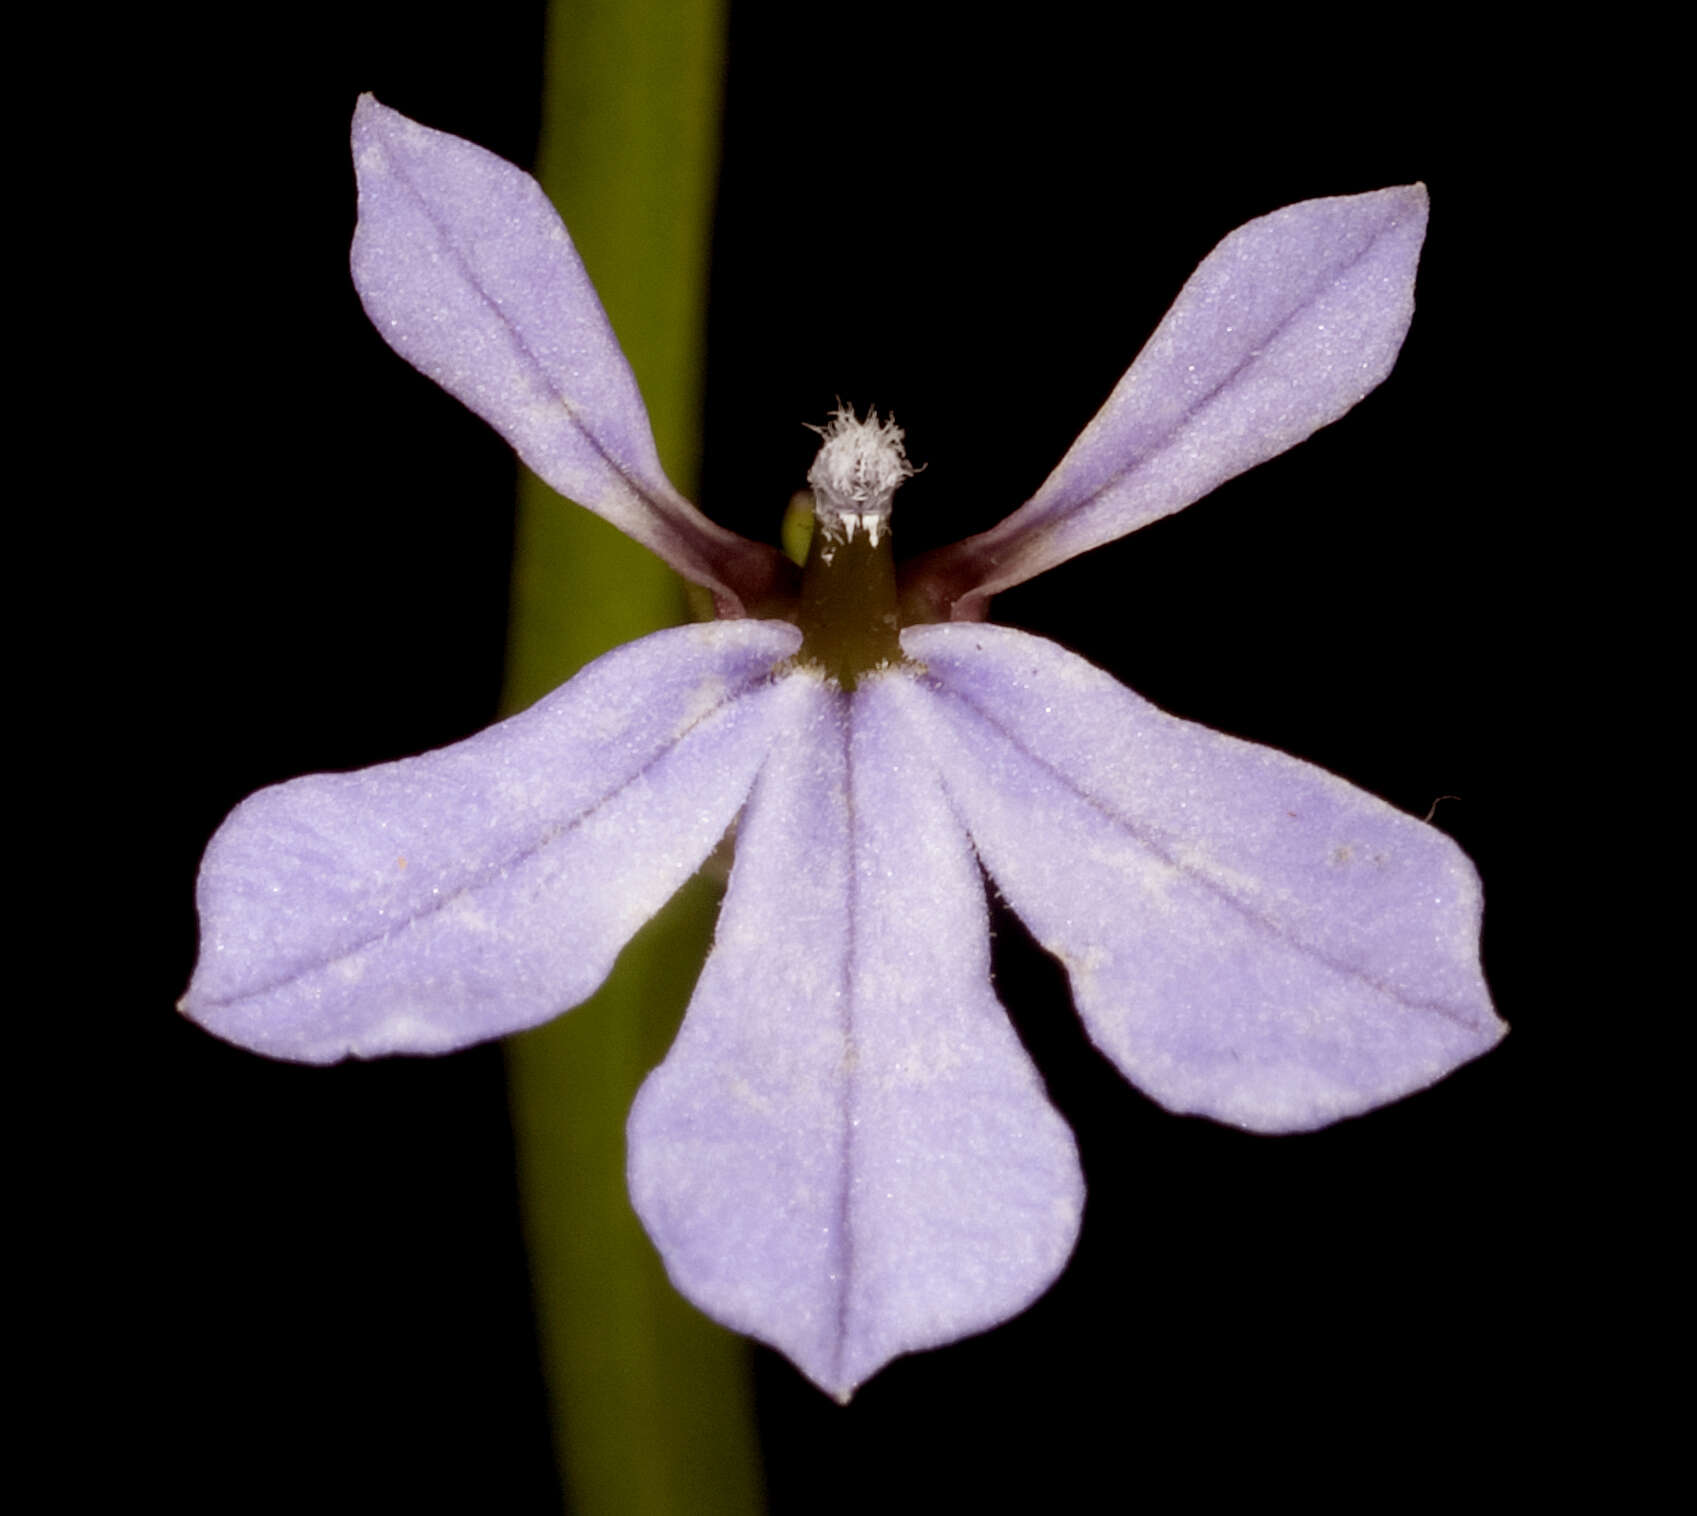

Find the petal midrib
[[375, 128, 726, 578], [203, 667, 779, 1012], [829, 687, 860, 1390], [923, 676, 1482, 1030], [977, 214, 1402, 584]]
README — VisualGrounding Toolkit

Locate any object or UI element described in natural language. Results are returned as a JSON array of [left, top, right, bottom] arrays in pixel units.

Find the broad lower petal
[[899, 624, 1502, 1133], [921, 186, 1427, 616], [182, 622, 800, 1063], [349, 96, 783, 613], [628, 668, 1082, 1399]]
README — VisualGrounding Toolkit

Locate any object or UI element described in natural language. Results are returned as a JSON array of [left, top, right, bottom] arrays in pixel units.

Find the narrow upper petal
[[181, 622, 801, 1063], [349, 96, 785, 614], [628, 667, 1082, 1399], [898, 624, 1502, 1133], [915, 186, 1428, 618]]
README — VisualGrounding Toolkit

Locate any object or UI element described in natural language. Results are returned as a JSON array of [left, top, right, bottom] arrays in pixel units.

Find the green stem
[[502, 5, 764, 1512]]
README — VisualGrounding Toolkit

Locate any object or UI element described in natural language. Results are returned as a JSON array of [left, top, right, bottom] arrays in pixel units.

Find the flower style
[[182, 96, 1504, 1400]]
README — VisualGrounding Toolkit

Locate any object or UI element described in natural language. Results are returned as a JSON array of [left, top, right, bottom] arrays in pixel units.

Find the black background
[[105, 4, 1587, 1509]]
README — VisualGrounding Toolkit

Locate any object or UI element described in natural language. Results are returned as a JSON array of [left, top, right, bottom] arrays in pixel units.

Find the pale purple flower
[[181, 96, 1503, 1400]]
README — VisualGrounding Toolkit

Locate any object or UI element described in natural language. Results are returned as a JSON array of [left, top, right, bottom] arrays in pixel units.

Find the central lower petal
[[626, 663, 1084, 1399]]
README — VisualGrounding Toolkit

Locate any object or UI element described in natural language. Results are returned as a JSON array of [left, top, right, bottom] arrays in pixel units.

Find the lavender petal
[[899, 624, 1502, 1133], [628, 668, 1082, 1398], [350, 96, 783, 613], [182, 622, 800, 1063], [929, 186, 1428, 616]]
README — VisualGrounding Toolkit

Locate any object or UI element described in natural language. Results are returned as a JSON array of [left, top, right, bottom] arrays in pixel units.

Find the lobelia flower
[[182, 95, 1505, 1401]]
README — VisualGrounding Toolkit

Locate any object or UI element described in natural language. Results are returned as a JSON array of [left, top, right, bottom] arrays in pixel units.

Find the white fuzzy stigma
[[806, 406, 914, 545]]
